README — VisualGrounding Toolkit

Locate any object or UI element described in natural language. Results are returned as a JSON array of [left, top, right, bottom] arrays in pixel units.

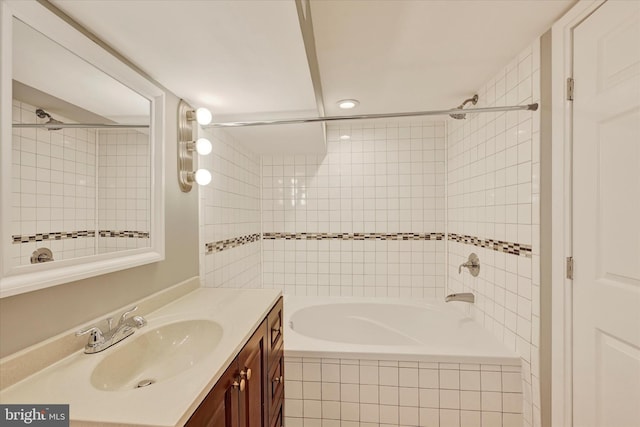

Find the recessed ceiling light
[[337, 99, 359, 109], [340, 134, 351, 141]]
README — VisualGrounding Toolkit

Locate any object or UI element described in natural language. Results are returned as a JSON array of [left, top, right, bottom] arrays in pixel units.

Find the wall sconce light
[[178, 99, 213, 192]]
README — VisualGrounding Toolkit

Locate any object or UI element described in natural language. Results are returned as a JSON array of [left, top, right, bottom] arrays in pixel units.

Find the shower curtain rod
[[13, 123, 149, 129], [205, 103, 538, 128]]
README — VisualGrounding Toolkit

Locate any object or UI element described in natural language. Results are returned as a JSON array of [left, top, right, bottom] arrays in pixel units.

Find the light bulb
[[195, 107, 213, 125], [195, 138, 212, 155], [194, 169, 212, 185], [337, 99, 359, 109]]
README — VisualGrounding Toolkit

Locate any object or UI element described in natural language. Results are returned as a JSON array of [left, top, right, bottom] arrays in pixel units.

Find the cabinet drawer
[[267, 297, 283, 367], [268, 355, 284, 418]]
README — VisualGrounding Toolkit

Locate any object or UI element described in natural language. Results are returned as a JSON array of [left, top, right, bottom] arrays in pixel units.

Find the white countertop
[[0, 287, 281, 427]]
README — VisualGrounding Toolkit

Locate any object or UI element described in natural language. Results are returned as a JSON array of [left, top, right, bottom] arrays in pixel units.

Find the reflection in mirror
[[10, 17, 151, 267]]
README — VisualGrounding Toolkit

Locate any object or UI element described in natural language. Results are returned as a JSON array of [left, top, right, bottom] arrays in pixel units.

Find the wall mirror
[[0, 1, 165, 298]]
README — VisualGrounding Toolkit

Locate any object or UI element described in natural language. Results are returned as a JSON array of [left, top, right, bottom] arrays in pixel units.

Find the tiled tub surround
[[11, 100, 151, 265], [96, 128, 150, 253], [198, 127, 262, 289], [284, 358, 522, 427], [262, 122, 446, 298], [11, 100, 97, 265], [446, 40, 541, 427]]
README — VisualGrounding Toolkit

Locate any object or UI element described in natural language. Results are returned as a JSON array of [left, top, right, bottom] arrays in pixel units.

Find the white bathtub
[[284, 296, 520, 365], [283, 297, 524, 427]]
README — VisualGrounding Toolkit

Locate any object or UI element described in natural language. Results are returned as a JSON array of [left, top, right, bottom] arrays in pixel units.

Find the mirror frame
[[0, 1, 165, 298]]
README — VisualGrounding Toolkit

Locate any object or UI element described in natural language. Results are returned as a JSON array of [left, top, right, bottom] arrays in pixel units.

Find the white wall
[[261, 121, 447, 298], [446, 40, 542, 427]]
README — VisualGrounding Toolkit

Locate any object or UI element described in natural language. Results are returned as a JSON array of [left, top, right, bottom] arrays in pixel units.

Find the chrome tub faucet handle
[[458, 253, 480, 277]]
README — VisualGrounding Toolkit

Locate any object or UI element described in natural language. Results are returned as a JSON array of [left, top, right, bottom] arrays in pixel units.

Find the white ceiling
[[311, 0, 576, 115], [13, 17, 149, 123], [52, 0, 325, 153], [50, 0, 576, 152]]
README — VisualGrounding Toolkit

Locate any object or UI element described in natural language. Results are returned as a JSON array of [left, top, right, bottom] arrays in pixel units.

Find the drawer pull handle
[[232, 378, 246, 392], [272, 375, 283, 383], [241, 368, 252, 381]]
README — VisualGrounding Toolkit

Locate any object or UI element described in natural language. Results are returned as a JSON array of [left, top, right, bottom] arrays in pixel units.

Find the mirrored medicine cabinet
[[0, 1, 165, 298]]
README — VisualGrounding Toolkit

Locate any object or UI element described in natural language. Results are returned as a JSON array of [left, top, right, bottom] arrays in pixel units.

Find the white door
[[573, 1, 640, 426]]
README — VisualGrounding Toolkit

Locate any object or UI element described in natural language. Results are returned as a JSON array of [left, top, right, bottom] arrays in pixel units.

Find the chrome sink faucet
[[76, 305, 147, 354], [445, 293, 475, 303]]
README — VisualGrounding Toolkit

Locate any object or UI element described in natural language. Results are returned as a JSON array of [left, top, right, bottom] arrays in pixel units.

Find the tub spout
[[445, 293, 475, 303]]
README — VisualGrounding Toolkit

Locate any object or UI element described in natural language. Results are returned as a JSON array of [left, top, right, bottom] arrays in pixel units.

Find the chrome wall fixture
[[178, 99, 213, 193], [458, 253, 480, 277]]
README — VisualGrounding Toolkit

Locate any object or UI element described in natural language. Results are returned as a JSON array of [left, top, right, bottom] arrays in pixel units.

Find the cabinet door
[[267, 355, 284, 424], [186, 358, 240, 427], [267, 298, 283, 368], [238, 320, 267, 427]]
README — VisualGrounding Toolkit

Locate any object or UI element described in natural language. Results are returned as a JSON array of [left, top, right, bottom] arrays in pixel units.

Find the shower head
[[449, 94, 479, 120], [36, 108, 63, 131]]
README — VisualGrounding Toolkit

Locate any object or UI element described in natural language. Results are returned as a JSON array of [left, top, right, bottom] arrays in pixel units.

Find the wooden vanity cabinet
[[238, 319, 266, 427], [186, 297, 283, 427], [266, 298, 284, 427], [184, 357, 240, 427]]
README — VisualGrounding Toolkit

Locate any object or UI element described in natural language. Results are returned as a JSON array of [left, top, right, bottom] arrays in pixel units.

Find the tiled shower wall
[[446, 40, 541, 427], [261, 122, 446, 297], [11, 100, 96, 265], [11, 100, 151, 265], [96, 129, 150, 253], [198, 127, 262, 289]]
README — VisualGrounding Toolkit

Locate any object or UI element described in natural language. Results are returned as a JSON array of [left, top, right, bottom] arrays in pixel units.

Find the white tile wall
[[11, 100, 96, 265], [97, 129, 150, 253], [262, 122, 447, 297], [446, 40, 541, 427], [198, 127, 262, 289], [285, 357, 522, 427]]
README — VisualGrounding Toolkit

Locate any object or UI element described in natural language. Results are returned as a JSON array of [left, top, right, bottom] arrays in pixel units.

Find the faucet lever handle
[[118, 306, 138, 325]]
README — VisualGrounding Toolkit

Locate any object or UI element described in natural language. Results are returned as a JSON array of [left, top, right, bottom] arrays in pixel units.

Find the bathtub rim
[[284, 295, 522, 366]]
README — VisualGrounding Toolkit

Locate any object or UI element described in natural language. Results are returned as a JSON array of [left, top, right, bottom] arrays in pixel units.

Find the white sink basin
[[91, 319, 223, 391]]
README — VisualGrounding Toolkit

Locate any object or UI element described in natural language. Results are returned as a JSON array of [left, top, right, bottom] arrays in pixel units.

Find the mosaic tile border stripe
[[12, 230, 96, 244], [98, 230, 150, 239], [205, 233, 262, 254], [12, 230, 149, 244], [448, 233, 532, 257], [263, 232, 445, 241]]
